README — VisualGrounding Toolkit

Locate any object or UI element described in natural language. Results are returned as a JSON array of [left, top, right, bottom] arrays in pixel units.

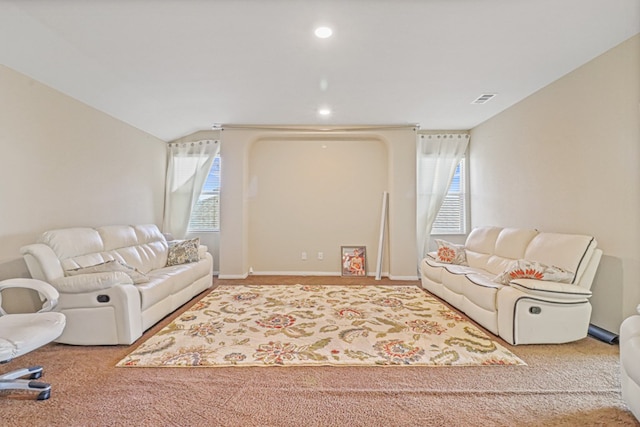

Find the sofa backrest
[[523, 232, 596, 285], [465, 226, 597, 285], [38, 224, 168, 274], [465, 227, 538, 275]]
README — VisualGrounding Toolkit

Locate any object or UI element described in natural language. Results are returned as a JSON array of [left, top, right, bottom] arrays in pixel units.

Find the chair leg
[[0, 379, 52, 400], [0, 365, 44, 380]]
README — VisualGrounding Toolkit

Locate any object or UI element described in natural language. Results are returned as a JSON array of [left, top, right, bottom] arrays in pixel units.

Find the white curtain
[[162, 139, 220, 239], [416, 133, 469, 261]]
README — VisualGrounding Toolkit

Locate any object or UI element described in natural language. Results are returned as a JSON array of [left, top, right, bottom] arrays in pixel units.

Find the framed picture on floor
[[341, 246, 367, 277]]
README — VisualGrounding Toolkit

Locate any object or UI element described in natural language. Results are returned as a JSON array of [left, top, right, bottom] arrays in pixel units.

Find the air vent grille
[[472, 94, 496, 104]]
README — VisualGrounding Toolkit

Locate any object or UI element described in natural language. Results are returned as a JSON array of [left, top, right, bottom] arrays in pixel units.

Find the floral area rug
[[117, 285, 526, 367]]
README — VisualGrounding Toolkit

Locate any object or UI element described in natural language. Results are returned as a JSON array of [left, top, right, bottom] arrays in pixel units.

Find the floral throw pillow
[[434, 239, 467, 265], [166, 238, 200, 266], [494, 259, 574, 285]]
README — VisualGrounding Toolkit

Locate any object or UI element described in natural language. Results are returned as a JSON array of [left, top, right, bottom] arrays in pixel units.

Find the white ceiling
[[1, 0, 638, 141]]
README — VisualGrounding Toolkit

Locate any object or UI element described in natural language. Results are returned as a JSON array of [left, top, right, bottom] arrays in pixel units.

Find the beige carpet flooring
[[2, 276, 638, 427]]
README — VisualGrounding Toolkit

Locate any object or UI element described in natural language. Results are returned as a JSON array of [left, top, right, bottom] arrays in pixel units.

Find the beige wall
[[0, 65, 167, 280], [469, 35, 640, 333], [249, 137, 388, 274], [217, 127, 418, 279]]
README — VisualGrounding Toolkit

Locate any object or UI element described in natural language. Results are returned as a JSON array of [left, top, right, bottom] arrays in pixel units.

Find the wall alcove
[[218, 126, 418, 280]]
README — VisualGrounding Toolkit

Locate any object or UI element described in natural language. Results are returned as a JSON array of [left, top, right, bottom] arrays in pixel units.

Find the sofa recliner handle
[[97, 295, 110, 303]]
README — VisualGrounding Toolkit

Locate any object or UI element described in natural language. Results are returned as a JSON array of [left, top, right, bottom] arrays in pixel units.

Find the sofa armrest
[[198, 244, 208, 260], [509, 278, 592, 300], [620, 314, 640, 384], [51, 271, 133, 293], [21, 243, 65, 281], [52, 283, 142, 345]]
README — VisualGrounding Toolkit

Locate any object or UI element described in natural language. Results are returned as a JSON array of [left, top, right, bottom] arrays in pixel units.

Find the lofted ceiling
[[1, 0, 638, 141]]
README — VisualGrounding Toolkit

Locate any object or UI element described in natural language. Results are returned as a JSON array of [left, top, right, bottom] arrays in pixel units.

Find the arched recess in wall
[[247, 135, 389, 275]]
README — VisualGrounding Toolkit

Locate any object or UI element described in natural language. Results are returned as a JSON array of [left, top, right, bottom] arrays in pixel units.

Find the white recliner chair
[[620, 304, 640, 421], [0, 279, 66, 400]]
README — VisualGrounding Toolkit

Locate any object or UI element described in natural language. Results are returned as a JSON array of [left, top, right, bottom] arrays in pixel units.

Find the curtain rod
[[216, 124, 419, 133]]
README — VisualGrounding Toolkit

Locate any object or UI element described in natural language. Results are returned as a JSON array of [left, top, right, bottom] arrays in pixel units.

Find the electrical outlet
[[301, 251, 307, 260], [317, 252, 324, 260]]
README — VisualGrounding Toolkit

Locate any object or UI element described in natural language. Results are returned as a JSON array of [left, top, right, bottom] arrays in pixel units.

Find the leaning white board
[[375, 191, 388, 280]]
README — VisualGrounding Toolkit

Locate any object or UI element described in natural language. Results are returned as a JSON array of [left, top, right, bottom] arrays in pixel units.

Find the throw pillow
[[66, 260, 149, 284], [434, 239, 467, 265], [166, 238, 200, 266], [494, 259, 574, 285]]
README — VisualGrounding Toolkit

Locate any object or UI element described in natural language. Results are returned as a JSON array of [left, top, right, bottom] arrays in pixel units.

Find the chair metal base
[[0, 365, 52, 400]]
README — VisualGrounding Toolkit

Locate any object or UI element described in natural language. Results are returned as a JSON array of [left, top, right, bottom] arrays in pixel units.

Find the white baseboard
[[388, 275, 419, 281], [251, 271, 340, 276], [217, 271, 417, 281], [217, 273, 249, 279]]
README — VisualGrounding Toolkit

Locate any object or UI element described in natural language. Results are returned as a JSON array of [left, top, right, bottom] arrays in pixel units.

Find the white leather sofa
[[20, 224, 213, 345], [620, 305, 640, 421], [420, 226, 602, 345]]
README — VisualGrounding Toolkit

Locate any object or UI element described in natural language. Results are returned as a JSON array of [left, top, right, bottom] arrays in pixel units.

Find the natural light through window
[[188, 154, 221, 232], [432, 159, 466, 235]]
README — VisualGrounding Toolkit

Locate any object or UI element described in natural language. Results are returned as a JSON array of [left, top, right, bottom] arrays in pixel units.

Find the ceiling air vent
[[472, 93, 496, 104]]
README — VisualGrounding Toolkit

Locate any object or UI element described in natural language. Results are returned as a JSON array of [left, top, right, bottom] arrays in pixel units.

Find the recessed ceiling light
[[318, 108, 332, 116], [314, 26, 333, 39]]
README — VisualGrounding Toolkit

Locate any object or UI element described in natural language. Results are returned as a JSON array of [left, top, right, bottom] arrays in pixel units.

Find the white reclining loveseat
[[620, 305, 640, 421], [21, 224, 213, 345], [420, 226, 602, 345]]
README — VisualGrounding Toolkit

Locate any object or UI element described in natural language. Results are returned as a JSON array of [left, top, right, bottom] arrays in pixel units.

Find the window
[[188, 155, 221, 232], [432, 159, 466, 235]]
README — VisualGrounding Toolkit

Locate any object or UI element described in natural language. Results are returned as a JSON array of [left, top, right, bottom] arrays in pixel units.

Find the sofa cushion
[[66, 260, 149, 284], [137, 259, 210, 310], [465, 227, 502, 255], [524, 233, 595, 284], [442, 264, 486, 276], [434, 239, 467, 265], [133, 224, 166, 244], [51, 271, 133, 293], [424, 256, 485, 276], [465, 227, 502, 270], [110, 243, 166, 274], [39, 228, 104, 259], [134, 240, 170, 272], [494, 228, 538, 259], [98, 225, 139, 251], [464, 273, 504, 311], [60, 252, 109, 272], [422, 257, 443, 283], [484, 255, 515, 276], [466, 227, 539, 275]]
